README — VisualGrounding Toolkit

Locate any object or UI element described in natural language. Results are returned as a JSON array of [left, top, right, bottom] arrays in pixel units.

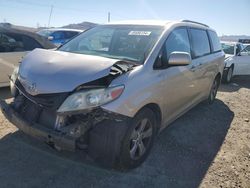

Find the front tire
[[119, 108, 157, 169], [88, 108, 157, 170], [223, 66, 233, 83]]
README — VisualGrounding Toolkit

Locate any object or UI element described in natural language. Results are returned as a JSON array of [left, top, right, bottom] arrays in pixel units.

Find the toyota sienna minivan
[[0, 20, 224, 169]]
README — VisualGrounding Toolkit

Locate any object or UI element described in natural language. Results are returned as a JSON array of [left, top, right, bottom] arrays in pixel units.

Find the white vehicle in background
[[243, 44, 250, 51], [221, 41, 250, 83]]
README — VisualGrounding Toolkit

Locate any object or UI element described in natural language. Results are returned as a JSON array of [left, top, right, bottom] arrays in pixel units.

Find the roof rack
[[181, 20, 209, 28]]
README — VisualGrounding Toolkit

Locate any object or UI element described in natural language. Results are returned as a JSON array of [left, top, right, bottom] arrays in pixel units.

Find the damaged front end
[[0, 61, 134, 152]]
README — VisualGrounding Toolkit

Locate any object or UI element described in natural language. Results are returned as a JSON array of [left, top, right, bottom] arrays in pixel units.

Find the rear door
[[189, 28, 215, 98]]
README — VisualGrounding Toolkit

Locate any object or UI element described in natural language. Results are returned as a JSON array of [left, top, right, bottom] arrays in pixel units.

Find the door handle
[[190, 63, 202, 71]]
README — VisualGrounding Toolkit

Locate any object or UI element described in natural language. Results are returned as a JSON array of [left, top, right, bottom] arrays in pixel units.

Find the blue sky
[[0, 0, 250, 35]]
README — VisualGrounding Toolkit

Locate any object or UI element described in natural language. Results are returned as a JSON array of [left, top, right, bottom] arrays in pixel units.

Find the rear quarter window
[[208, 30, 221, 52], [189, 28, 210, 58]]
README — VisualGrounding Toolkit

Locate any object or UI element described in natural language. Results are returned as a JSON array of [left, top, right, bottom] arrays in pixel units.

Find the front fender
[[101, 68, 163, 118], [224, 57, 234, 68]]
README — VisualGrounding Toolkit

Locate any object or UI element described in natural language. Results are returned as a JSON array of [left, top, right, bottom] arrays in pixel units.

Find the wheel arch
[[135, 103, 162, 130]]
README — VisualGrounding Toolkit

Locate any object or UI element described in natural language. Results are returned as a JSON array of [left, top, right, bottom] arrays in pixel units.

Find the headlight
[[10, 66, 19, 97], [57, 85, 124, 113]]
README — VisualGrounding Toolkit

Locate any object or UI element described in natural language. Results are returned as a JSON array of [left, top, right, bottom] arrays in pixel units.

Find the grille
[[16, 79, 69, 110], [17, 97, 57, 129]]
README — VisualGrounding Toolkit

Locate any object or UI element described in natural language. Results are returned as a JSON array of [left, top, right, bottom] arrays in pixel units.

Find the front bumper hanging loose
[[0, 99, 76, 151]]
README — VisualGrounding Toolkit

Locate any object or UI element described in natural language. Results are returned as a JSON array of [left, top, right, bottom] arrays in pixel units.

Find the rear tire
[[207, 77, 220, 104]]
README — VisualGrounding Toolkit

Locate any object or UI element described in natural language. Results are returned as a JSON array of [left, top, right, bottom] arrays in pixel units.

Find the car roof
[[106, 20, 171, 26], [105, 19, 214, 31], [0, 26, 56, 49], [39, 28, 84, 32]]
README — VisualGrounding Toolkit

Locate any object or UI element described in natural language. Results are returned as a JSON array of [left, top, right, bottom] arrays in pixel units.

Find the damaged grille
[[16, 79, 68, 110], [14, 80, 69, 129], [13, 94, 57, 129]]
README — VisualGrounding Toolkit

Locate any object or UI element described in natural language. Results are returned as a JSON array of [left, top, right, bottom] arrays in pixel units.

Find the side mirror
[[168, 52, 191, 66], [48, 36, 54, 41]]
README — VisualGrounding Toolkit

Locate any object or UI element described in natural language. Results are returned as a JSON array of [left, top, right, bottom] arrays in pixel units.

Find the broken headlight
[[57, 85, 124, 113]]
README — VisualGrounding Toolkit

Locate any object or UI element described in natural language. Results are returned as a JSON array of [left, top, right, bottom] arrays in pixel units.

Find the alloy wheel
[[129, 118, 153, 160], [210, 79, 218, 101]]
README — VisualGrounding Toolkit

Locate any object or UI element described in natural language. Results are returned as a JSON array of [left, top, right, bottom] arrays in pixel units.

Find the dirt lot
[[0, 76, 249, 188]]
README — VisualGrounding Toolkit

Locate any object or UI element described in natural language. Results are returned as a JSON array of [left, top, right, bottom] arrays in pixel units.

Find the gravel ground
[[0, 76, 249, 188]]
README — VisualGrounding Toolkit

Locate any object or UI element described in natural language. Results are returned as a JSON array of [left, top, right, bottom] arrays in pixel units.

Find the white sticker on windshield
[[128, 31, 151, 36]]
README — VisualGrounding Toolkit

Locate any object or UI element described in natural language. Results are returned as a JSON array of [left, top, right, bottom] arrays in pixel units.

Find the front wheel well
[[136, 103, 162, 130]]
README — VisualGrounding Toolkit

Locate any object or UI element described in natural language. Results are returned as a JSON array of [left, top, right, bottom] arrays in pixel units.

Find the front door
[[158, 28, 199, 125], [233, 50, 250, 75]]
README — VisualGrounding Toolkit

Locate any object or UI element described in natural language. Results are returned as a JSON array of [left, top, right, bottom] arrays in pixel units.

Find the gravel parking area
[[0, 76, 249, 188]]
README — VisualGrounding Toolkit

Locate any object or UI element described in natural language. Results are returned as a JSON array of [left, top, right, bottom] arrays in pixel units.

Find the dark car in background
[[238, 39, 250, 44], [37, 28, 83, 46], [0, 26, 56, 87]]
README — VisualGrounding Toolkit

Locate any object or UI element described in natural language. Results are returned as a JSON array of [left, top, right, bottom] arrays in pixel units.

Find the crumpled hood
[[18, 49, 118, 95]]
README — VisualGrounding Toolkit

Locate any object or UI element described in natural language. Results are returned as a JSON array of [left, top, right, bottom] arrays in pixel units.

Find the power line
[[108, 12, 111, 22], [48, 5, 53, 28], [5, 0, 106, 14]]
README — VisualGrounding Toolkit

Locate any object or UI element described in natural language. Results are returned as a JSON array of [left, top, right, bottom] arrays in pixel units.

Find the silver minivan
[[0, 20, 224, 169]]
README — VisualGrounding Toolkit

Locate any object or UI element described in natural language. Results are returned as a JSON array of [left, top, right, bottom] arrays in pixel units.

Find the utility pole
[[48, 5, 53, 28], [108, 12, 110, 23]]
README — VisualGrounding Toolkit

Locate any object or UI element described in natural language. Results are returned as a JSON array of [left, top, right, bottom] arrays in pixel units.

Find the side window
[[164, 28, 190, 60], [65, 31, 78, 39], [208, 30, 221, 52], [52, 31, 64, 40], [190, 28, 210, 58], [21, 35, 42, 50], [0, 33, 25, 52]]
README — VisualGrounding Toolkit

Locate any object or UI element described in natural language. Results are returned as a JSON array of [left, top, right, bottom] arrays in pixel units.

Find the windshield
[[37, 30, 54, 37], [59, 25, 164, 63], [221, 43, 234, 55]]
